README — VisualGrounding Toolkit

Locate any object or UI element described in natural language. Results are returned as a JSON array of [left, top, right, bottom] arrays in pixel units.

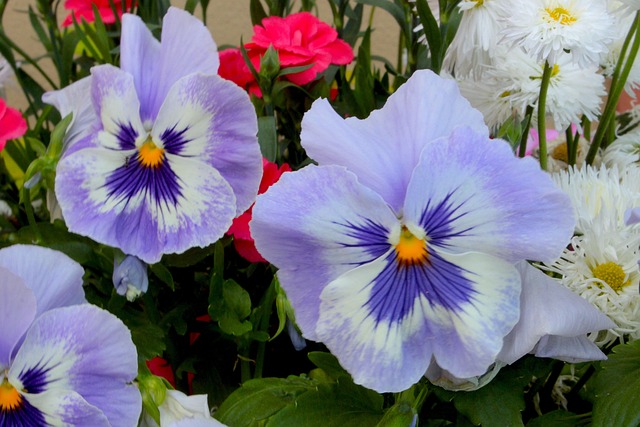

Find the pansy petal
[[56, 146, 237, 263], [533, 335, 607, 363], [0, 245, 85, 316], [316, 249, 520, 392], [24, 390, 110, 427], [42, 76, 97, 155], [119, 13, 162, 124], [9, 305, 141, 427], [0, 269, 36, 368], [301, 69, 487, 212], [91, 64, 146, 151], [403, 127, 574, 263], [498, 262, 614, 364], [121, 8, 219, 122], [252, 165, 398, 339], [151, 73, 261, 214]]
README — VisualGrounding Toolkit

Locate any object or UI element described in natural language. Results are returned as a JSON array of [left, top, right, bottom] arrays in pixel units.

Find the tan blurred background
[[1, 1, 399, 108]]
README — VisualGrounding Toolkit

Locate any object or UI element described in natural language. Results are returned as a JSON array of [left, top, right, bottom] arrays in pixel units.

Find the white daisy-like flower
[[530, 128, 595, 172], [458, 47, 604, 131], [442, 0, 505, 78], [600, 9, 640, 96], [553, 165, 640, 232], [617, 0, 640, 12], [543, 219, 640, 347], [603, 130, 640, 170], [456, 72, 518, 131], [500, 0, 616, 67]]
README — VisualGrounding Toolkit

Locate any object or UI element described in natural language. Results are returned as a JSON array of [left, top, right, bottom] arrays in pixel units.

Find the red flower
[[0, 98, 27, 151], [62, 0, 134, 27], [218, 48, 262, 98], [227, 159, 291, 263], [246, 12, 354, 86]]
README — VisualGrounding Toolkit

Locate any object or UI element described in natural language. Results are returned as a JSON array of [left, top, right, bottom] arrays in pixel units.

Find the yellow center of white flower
[[473, 0, 484, 7], [545, 7, 577, 25], [0, 380, 21, 411], [395, 226, 429, 267], [592, 262, 630, 292], [552, 143, 568, 162], [138, 138, 165, 168]]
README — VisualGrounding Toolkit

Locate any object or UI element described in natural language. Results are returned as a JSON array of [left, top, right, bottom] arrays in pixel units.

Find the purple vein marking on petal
[[103, 159, 183, 209], [0, 395, 47, 425], [366, 251, 477, 323], [18, 357, 56, 394], [160, 124, 192, 156], [333, 217, 391, 264], [420, 190, 474, 248], [115, 122, 139, 150]]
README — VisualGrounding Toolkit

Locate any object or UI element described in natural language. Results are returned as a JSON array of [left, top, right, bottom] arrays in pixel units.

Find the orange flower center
[[395, 226, 429, 267], [138, 138, 165, 168], [0, 380, 22, 411]]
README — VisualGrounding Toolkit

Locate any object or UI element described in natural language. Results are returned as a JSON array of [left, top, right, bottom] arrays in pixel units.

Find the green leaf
[[438, 359, 548, 427], [267, 376, 384, 427], [308, 351, 348, 379], [223, 279, 252, 320], [257, 116, 278, 162], [526, 410, 581, 427], [592, 340, 640, 427], [353, 0, 405, 31], [149, 262, 174, 291], [250, 0, 268, 26], [376, 401, 416, 427], [216, 377, 316, 426]]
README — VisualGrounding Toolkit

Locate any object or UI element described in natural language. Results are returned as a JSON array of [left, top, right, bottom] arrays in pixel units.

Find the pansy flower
[[251, 70, 575, 392], [50, 8, 263, 264], [0, 98, 27, 151], [0, 244, 140, 425], [62, 0, 135, 27]]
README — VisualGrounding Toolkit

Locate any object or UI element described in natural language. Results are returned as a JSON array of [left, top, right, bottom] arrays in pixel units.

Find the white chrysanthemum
[[442, 0, 505, 78], [617, 0, 640, 12], [600, 9, 640, 96], [458, 47, 604, 131], [553, 165, 640, 232], [603, 130, 640, 170], [543, 220, 640, 347], [500, 0, 616, 67], [457, 73, 518, 131]]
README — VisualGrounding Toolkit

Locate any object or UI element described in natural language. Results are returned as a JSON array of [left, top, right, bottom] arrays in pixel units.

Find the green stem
[[566, 365, 596, 402], [22, 187, 42, 243], [537, 61, 553, 170], [518, 105, 535, 158], [587, 12, 640, 163], [565, 127, 575, 166]]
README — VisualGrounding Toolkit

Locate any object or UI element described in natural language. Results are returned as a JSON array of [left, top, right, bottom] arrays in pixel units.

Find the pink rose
[[246, 12, 354, 86], [0, 98, 27, 151], [62, 0, 134, 27]]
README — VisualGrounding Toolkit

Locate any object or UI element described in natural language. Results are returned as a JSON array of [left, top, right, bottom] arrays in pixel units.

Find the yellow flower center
[[551, 143, 568, 162], [138, 138, 165, 168], [545, 7, 577, 25], [473, 0, 484, 7], [0, 380, 22, 411], [395, 226, 429, 267], [592, 262, 630, 292]]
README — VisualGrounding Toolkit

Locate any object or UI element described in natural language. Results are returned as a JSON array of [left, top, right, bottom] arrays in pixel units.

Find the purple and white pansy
[[47, 7, 262, 264], [251, 70, 583, 392], [0, 245, 140, 426]]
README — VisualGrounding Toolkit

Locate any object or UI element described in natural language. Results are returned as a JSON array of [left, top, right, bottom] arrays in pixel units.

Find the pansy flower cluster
[[2, 0, 640, 425]]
